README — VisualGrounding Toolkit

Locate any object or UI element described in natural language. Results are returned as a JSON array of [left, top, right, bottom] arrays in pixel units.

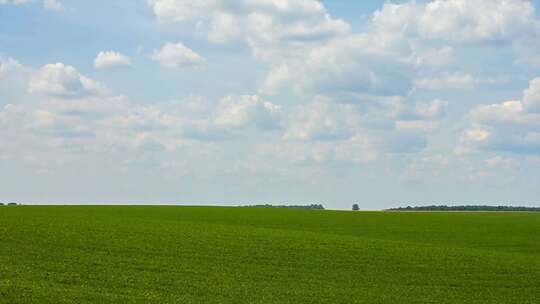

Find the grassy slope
[[1, 206, 540, 303]]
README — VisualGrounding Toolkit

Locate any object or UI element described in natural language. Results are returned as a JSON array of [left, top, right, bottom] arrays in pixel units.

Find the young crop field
[[1, 206, 539, 303]]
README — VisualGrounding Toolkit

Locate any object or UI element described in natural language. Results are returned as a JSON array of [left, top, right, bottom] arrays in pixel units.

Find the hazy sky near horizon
[[1, 0, 540, 209]]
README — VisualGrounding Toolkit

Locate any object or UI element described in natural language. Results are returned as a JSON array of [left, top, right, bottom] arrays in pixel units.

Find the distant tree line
[[0, 202, 19, 206], [387, 205, 540, 212], [243, 204, 325, 210]]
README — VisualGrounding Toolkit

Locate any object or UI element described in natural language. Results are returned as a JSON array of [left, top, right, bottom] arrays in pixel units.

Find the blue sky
[[1, 0, 540, 209]]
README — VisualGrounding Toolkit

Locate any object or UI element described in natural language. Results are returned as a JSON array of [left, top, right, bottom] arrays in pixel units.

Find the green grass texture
[[1, 206, 540, 303]]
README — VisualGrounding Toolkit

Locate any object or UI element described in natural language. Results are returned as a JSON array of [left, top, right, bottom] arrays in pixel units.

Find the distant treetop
[[387, 205, 540, 212], [243, 204, 325, 210]]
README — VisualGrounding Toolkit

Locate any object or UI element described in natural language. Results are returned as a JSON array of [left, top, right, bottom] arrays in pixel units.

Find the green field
[[1, 206, 540, 303]]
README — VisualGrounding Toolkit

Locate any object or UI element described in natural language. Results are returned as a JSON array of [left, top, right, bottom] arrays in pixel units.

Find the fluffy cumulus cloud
[[373, 0, 537, 42], [10, 0, 537, 164], [1, 58, 286, 163], [462, 77, 540, 154], [6, 97, 280, 155], [3, 58, 437, 178], [152, 42, 206, 69], [94, 51, 132, 69], [82, 0, 540, 102], [373, 0, 540, 65], [145, 0, 540, 162], [147, 0, 349, 59], [283, 98, 359, 141], [279, 95, 446, 158], [213, 95, 281, 130], [262, 32, 414, 97], [163, 95, 282, 139], [29, 63, 104, 97], [260, 0, 540, 98], [4, 1, 540, 204], [260, 26, 410, 98]]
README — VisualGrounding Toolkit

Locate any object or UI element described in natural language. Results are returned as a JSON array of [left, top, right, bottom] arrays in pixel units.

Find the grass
[[1, 206, 540, 303]]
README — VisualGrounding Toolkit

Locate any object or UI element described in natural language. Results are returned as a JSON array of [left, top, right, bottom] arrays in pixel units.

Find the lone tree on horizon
[[352, 204, 360, 211]]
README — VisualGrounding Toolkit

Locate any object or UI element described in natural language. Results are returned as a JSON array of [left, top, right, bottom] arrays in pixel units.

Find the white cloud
[[523, 77, 540, 113], [5, 1, 540, 205], [213, 95, 281, 130], [166, 95, 283, 139], [0, 0, 31, 5], [470, 100, 540, 127], [94, 51, 132, 69], [2, 91, 179, 155], [0, 57, 23, 78], [397, 99, 448, 121], [260, 136, 378, 165], [0, 92, 285, 160], [147, 0, 350, 60], [147, 0, 212, 23], [43, 0, 63, 11], [1, 57, 30, 105], [415, 99, 448, 120], [415, 73, 505, 90], [373, 0, 538, 44], [1, 0, 64, 11], [395, 120, 438, 133], [374, 0, 540, 67], [3, 62, 285, 156], [262, 63, 291, 95], [415, 46, 454, 67], [280, 96, 445, 157], [264, 0, 540, 97], [283, 99, 358, 141], [29, 63, 104, 97], [462, 77, 540, 153], [147, 0, 540, 107], [152, 42, 205, 69], [262, 32, 414, 97], [485, 156, 517, 170]]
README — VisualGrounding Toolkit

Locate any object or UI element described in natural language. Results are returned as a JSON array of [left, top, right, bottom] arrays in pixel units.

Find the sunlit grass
[[1, 206, 539, 303]]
